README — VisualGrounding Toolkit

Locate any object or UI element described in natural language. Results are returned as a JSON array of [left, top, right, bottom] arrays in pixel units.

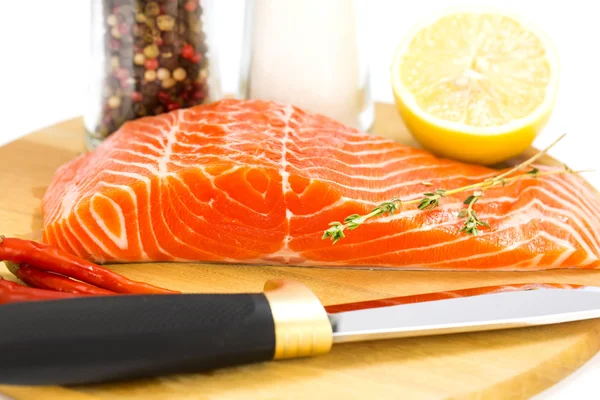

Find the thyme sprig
[[458, 191, 488, 236], [322, 134, 594, 244]]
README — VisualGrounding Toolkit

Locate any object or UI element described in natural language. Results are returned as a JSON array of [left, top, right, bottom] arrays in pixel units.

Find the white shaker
[[243, 0, 374, 131]]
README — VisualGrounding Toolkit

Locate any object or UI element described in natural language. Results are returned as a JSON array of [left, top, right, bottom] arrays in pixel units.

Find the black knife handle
[[0, 279, 333, 386]]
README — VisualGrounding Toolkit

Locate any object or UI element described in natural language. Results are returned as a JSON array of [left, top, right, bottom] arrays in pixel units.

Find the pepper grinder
[[242, 0, 374, 132]]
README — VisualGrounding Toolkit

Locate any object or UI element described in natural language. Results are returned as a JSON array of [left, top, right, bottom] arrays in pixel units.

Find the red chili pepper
[[6, 262, 115, 296], [0, 278, 81, 305], [0, 237, 178, 295]]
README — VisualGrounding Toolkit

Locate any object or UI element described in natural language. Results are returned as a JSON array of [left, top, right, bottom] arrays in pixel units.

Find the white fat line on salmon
[[111, 158, 159, 174], [286, 152, 430, 170], [90, 193, 129, 250], [161, 149, 423, 171], [127, 128, 166, 145], [125, 138, 163, 155], [168, 145, 282, 168], [290, 134, 394, 146], [97, 182, 149, 260], [493, 255, 546, 271], [110, 148, 162, 162], [287, 165, 497, 194], [72, 207, 118, 261], [53, 222, 81, 260], [288, 162, 493, 183], [158, 111, 181, 177], [286, 142, 415, 157], [278, 105, 295, 261], [128, 130, 170, 148]]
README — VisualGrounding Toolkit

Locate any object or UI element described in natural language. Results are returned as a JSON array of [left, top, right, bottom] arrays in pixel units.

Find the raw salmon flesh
[[42, 99, 600, 270]]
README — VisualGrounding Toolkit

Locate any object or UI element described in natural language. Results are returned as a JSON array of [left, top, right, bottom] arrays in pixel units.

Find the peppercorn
[[157, 15, 175, 31], [90, 0, 212, 144], [162, 77, 176, 89], [144, 58, 159, 70], [184, 0, 197, 12], [107, 14, 118, 26], [157, 68, 170, 80], [167, 102, 181, 111], [198, 67, 208, 81], [110, 56, 120, 69], [134, 53, 145, 65], [144, 69, 157, 81], [157, 91, 171, 104], [111, 26, 121, 38], [181, 43, 194, 59], [143, 44, 160, 59], [131, 92, 143, 102], [173, 67, 186, 81], [145, 2, 159, 16], [108, 96, 121, 109], [191, 53, 201, 63]]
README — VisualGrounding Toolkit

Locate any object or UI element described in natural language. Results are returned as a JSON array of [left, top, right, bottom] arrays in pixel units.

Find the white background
[[1, 1, 599, 399]]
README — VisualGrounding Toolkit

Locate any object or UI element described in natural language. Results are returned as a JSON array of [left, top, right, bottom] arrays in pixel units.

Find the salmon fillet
[[42, 99, 600, 270]]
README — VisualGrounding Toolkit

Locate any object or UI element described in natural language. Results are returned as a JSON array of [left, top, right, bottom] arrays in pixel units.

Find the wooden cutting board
[[1, 103, 600, 400]]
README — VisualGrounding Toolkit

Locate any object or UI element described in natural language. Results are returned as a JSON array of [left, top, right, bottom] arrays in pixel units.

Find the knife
[[1, 279, 599, 386]]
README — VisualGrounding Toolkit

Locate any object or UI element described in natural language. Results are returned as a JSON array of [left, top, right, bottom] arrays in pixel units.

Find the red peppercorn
[[131, 92, 143, 102], [181, 44, 194, 59], [144, 58, 159, 70], [191, 53, 202, 63], [157, 91, 171, 104], [184, 0, 198, 12], [192, 89, 205, 100], [167, 103, 181, 111]]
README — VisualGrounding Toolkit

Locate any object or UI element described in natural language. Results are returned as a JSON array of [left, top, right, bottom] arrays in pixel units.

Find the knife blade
[[0, 279, 598, 386]]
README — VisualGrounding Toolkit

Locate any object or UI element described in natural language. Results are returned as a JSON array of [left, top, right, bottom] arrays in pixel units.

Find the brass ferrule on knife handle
[[263, 279, 333, 360]]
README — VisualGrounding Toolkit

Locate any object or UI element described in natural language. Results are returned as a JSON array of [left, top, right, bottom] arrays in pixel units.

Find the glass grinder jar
[[84, 0, 222, 150]]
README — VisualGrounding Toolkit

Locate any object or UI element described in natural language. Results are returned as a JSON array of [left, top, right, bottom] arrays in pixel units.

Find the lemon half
[[391, 7, 559, 165]]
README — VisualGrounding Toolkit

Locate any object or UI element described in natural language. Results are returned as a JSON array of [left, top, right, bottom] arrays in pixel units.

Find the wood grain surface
[[1, 104, 600, 400]]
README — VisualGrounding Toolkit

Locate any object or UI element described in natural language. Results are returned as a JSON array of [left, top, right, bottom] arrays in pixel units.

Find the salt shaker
[[243, 0, 374, 131]]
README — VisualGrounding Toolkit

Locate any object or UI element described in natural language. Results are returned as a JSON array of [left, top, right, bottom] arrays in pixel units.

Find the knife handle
[[0, 279, 333, 386]]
